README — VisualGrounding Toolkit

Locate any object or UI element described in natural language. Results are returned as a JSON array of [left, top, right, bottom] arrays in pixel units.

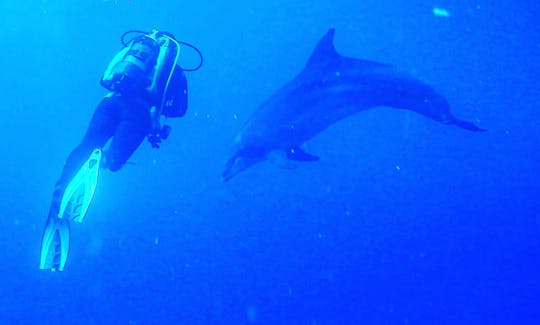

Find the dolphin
[[223, 28, 483, 181]]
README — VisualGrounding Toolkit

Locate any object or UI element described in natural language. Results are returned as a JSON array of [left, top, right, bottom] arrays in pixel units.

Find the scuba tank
[[101, 34, 160, 93], [146, 32, 187, 148], [148, 32, 188, 118]]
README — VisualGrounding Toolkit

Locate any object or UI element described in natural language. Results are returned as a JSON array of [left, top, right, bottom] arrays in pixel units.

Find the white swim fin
[[58, 149, 102, 223], [39, 215, 70, 271]]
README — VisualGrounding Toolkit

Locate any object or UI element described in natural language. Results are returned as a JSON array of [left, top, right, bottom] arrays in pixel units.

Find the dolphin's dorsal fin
[[306, 28, 339, 68], [305, 28, 391, 70]]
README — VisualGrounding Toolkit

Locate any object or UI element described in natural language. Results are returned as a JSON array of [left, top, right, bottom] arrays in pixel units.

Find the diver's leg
[[41, 95, 121, 271], [105, 99, 151, 171], [54, 96, 120, 193], [49, 95, 121, 218]]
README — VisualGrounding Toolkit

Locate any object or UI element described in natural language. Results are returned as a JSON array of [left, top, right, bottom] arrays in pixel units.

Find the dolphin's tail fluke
[[448, 116, 486, 132]]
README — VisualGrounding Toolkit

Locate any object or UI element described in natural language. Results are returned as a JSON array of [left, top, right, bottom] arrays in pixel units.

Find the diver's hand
[[147, 132, 162, 148], [147, 125, 171, 149]]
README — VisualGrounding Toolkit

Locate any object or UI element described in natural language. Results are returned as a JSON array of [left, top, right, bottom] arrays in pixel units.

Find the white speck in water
[[433, 7, 450, 17]]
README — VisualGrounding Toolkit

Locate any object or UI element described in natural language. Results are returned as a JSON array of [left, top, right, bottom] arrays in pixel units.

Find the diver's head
[[121, 29, 177, 47], [147, 29, 177, 42]]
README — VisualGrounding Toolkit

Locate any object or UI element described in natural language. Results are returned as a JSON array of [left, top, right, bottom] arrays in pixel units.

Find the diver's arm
[[146, 40, 168, 148], [146, 40, 165, 146]]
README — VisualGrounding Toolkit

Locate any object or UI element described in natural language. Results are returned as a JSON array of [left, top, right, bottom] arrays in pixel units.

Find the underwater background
[[0, 0, 539, 324]]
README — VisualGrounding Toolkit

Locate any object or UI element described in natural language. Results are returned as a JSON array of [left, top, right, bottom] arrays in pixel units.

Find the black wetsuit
[[48, 32, 188, 216], [50, 91, 152, 211], [58, 93, 150, 181]]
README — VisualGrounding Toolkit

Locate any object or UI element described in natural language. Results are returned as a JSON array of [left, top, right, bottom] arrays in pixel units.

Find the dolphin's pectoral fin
[[267, 148, 320, 169], [286, 147, 320, 162]]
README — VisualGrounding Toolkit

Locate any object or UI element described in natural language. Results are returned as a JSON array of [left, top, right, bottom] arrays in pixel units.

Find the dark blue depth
[[0, 0, 538, 324]]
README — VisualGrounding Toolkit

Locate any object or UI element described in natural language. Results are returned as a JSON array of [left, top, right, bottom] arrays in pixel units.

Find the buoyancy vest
[[101, 35, 160, 93], [101, 32, 188, 118]]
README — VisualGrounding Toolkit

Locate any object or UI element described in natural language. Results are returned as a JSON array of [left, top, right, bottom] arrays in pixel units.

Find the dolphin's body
[[223, 29, 483, 181]]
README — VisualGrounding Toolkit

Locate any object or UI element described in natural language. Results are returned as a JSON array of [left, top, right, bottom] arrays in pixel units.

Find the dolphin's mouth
[[222, 155, 239, 182], [222, 149, 267, 181], [222, 154, 250, 182]]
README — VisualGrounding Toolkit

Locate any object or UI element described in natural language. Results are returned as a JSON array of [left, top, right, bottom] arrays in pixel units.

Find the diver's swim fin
[[58, 149, 102, 223], [40, 214, 70, 271]]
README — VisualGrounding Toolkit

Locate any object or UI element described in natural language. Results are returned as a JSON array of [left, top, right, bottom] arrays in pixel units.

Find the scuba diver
[[40, 29, 203, 271]]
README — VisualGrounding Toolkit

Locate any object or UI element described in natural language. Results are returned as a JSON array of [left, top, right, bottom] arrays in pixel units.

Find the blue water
[[1, 0, 539, 324]]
